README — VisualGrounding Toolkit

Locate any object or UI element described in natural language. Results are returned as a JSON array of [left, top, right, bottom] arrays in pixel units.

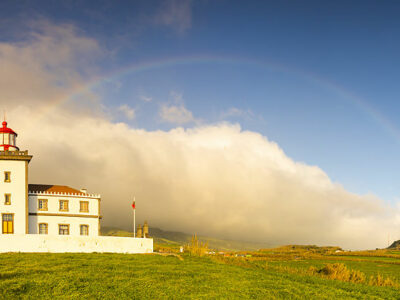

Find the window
[[2, 214, 13, 234], [4, 194, 11, 205], [58, 224, 69, 235], [4, 171, 10, 182], [39, 223, 48, 234], [80, 225, 89, 236], [80, 201, 89, 213], [59, 200, 69, 212], [38, 199, 48, 211]]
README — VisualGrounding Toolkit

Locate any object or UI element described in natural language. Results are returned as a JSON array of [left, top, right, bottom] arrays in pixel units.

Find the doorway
[[2, 214, 14, 234]]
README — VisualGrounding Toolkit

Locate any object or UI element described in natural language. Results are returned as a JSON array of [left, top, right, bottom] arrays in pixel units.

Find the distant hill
[[101, 226, 270, 251], [388, 240, 400, 249]]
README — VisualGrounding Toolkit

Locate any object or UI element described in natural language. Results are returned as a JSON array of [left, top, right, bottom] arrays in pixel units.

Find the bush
[[316, 263, 366, 283], [369, 274, 398, 287], [314, 263, 398, 287], [184, 234, 208, 256]]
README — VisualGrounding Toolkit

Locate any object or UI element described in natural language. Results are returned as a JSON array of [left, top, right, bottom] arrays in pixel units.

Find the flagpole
[[133, 196, 136, 238]]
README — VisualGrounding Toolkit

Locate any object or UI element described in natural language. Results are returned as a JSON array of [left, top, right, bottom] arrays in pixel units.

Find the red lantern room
[[0, 121, 19, 151]]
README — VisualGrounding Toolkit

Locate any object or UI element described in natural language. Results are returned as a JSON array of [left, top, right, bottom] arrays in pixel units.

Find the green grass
[[0, 252, 400, 299]]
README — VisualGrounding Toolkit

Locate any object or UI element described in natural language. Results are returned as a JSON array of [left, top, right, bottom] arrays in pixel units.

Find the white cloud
[[140, 95, 152, 102], [118, 104, 135, 120], [154, 0, 193, 34], [12, 109, 399, 250], [223, 107, 243, 117], [0, 19, 102, 109], [160, 103, 195, 124], [221, 107, 255, 120], [1, 21, 400, 250], [159, 91, 196, 124]]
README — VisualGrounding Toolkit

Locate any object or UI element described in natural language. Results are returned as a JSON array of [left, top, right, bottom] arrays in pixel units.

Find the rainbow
[[37, 54, 400, 142]]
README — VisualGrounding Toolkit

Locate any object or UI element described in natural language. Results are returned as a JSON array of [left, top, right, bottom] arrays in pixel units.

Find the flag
[[131, 200, 136, 209]]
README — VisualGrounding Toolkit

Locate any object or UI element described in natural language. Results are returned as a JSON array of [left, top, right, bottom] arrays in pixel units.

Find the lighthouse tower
[[0, 121, 19, 151], [0, 121, 32, 234]]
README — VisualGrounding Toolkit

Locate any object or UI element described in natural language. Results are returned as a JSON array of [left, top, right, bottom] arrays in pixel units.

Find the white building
[[28, 185, 101, 237], [0, 121, 152, 253]]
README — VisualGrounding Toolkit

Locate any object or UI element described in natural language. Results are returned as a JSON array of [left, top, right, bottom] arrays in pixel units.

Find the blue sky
[[2, 0, 400, 203]]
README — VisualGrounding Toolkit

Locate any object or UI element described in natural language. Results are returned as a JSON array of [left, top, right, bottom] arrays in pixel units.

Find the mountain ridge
[[388, 240, 400, 249], [101, 226, 270, 251]]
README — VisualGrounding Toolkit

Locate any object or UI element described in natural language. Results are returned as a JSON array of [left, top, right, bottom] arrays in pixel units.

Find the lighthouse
[[0, 121, 19, 151], [0, 119, 152, 254], [0, 121, 32, 234]]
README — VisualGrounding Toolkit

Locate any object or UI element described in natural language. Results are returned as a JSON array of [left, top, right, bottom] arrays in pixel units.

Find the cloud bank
[[1, 22, 399, 250]]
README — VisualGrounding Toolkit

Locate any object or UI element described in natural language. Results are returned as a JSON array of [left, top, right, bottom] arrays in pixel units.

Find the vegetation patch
[[1, 245, 400, 299], [309, 263, 399, 287], [184, 234, 209, 256]]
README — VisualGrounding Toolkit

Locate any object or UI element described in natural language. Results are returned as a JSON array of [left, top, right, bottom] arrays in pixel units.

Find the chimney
[[80, 188, 87, 194], [137, 224, 143, 238], [143, 220, 149, 238]]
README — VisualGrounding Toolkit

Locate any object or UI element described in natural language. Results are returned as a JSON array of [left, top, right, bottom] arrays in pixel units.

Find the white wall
[[29, 215, 99, 236], [0, 160, 26, 234], [29, 194, 100, 215], [28, 194, 100, 236], [0, 235, 153, 254]]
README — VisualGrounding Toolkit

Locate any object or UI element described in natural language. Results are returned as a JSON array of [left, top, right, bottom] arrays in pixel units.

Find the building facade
[[28, 185, 101, 236]]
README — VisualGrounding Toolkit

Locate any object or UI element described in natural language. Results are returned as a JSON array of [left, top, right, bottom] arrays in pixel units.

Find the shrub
[[369, 274, 398, 287], [314, 263, 399, 287], [316, 263, 365, 283], [318, 263, 349, 280], [184, 234, 208, 257], [349, 270, 366, 283]]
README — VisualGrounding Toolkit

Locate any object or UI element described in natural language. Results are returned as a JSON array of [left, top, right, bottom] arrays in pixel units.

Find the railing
[[29, 191, 101, 198], [0, 150, 29, 156]]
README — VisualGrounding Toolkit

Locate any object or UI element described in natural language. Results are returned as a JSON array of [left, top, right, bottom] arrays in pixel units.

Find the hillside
[[388, 240, 400, 249], [101, 226, 269, 251]]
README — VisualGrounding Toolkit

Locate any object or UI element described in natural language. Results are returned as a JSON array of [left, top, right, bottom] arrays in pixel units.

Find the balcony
[[0, 150, 32, 162], [0, 150, 29, 156]]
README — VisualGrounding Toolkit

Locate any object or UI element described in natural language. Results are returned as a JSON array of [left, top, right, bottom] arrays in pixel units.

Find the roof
[[28, 184, 87, 196], [0, 121, 17, 135]]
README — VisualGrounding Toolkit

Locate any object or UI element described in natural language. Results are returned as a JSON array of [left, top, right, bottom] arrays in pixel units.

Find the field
[[1, 246, 400, 299]]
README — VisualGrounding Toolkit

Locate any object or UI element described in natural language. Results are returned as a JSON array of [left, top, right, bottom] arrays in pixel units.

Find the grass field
[[1, 246, 400, 299]]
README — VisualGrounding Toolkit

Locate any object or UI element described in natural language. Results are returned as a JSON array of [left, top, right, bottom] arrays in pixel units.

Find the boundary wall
[[0, 235, 153, 254]]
